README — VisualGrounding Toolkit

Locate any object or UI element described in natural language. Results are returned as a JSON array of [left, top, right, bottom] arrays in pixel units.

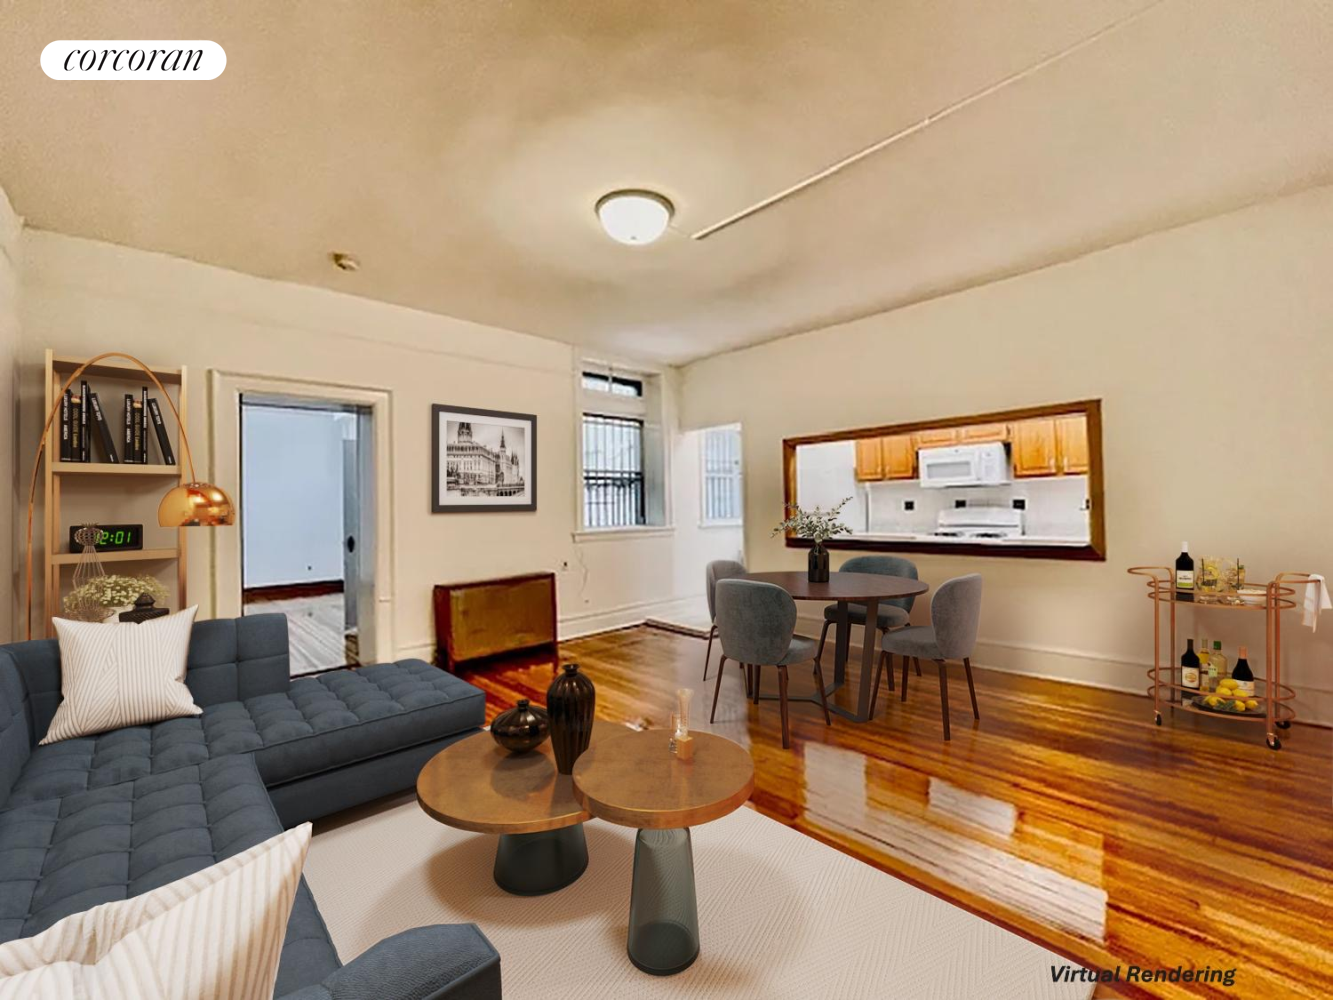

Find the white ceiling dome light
[[595, 190, 673, 246]]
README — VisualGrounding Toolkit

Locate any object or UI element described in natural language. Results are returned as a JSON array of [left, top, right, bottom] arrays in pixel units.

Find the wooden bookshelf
[[42, 349, 188, 636]]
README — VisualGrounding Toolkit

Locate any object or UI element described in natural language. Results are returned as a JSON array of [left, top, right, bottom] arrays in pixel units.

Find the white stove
[[932, 506, 1025, 540]]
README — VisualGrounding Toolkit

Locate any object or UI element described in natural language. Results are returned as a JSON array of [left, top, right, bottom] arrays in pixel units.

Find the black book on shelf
[[146, 398, 176, 465], [70, 392, 83, 462], [60, 389, 72, 462], [123, 393, 135, 463], [140, 387, 149, 464], [79, 380, 91, 462], [88, 392, 120, 463]]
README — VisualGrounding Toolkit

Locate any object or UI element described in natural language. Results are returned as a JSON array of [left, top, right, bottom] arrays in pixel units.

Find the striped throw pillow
[[42, 606, 201, 744], [0, 823, 311, 999]]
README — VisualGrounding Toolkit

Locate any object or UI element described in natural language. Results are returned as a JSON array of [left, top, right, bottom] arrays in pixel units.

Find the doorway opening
[[239, 396, 375, 676], [645, 423, 746, 637]]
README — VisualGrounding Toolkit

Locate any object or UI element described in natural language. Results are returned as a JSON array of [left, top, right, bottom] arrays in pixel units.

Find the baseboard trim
[[244, 580, 344, 603], [396, 596, 703, 661]]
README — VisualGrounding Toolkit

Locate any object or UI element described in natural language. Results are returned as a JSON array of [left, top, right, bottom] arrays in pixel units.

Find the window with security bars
[[582, 413, 645, 528], [701, 426, 742, 524]]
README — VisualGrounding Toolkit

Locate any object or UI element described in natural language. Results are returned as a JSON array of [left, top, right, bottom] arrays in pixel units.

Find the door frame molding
[[208, 370, 395, 661]]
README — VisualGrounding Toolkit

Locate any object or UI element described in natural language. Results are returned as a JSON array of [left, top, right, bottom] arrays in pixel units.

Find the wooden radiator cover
[[432, 571, 557, 670]]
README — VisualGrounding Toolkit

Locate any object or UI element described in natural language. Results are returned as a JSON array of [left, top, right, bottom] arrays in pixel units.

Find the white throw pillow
[[0, 823, 311, 1000], [43, 606, 201, 744]]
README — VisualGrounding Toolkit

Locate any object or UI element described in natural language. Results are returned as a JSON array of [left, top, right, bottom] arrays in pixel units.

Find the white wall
[[680, 185, 1333, 724], [15, 229, 711, 657], [0, 187, 20, 642], [241, 407, 348, 588]]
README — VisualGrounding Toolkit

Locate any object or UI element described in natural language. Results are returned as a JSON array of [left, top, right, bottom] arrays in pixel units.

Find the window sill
[[573, 526, 675, 543], [698, 520, 743, 530]]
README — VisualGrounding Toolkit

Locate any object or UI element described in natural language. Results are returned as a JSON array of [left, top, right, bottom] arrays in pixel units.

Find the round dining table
[[740, 570, 929, 722]]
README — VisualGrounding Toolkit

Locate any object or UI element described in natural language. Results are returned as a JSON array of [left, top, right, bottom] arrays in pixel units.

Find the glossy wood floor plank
[[458, 626, 1333, 999]]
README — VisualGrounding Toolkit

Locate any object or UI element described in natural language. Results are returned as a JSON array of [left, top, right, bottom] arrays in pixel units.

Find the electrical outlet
[[954, 499, 967, 509], [1011, 498, 1027, 510], [903, 500, 915, 511]]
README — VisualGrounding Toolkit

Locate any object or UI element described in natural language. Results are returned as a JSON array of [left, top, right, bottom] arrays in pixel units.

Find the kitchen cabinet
[[957, 422, 1010, 443], [1012, 419, 1059, 477], [914, 427, 959, 448], [1056, 414, 1089, 474], [881, 434, 916, 479], [854, 437, 884, 481]]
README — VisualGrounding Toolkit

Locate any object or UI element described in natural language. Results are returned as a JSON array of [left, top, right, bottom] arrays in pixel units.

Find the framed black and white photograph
[[431, 404, 537, 513]]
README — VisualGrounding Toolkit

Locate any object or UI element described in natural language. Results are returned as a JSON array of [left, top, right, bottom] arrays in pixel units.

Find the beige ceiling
[[2, 2, 1331, 364]]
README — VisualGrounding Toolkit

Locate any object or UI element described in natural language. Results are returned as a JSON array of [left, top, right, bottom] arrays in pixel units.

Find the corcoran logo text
[[41, 40, 226, 80]]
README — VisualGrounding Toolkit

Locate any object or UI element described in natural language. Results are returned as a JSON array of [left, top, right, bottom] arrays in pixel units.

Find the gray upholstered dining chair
[[709, 579, 831, 749], [872, 574, 982, 741], [816, 555, 922, 677], [702, 559, 747, 682]]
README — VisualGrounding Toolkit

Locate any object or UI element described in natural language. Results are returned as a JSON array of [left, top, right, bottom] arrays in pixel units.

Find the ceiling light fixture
[[595, 190, 673, 246]]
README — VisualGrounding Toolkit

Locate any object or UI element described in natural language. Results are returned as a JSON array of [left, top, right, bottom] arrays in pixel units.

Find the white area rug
[[304, 799, 1093, 1000]]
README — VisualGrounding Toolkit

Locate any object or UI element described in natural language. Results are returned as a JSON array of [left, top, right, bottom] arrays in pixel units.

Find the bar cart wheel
[[1276, 720, 1291, 729], [1266, 735, 1281, 751], [1154, 712, 1162, 726]]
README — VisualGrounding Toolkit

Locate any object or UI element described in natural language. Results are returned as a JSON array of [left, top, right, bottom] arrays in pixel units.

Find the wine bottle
[[1180, 638, 1200, 702], [1199, 638, 1214, 691], [1232, 645, 1253, 698], [1175, 542, 1194, 601], [1210, 640, 1228, 680]]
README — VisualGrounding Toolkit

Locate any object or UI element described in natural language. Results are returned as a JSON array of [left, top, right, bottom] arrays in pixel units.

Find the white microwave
[[918, 443, 1012, 488]]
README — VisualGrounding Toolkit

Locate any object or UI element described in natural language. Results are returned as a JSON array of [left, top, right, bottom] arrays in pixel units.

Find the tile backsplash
[[864, 475, 1090, 540]]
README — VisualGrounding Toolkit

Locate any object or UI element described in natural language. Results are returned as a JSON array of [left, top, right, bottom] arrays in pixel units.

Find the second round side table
[[571, 728, 754, 975]]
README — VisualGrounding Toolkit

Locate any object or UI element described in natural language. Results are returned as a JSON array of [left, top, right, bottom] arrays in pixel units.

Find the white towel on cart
[[1303, 574, 1331, 631]]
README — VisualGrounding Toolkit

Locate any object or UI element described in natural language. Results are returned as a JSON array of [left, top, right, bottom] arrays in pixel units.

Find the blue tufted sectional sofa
[[0, 614, 501, 999]]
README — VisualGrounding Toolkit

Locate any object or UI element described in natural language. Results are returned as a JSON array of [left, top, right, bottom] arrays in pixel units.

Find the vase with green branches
[[773, 498, 853, 582]]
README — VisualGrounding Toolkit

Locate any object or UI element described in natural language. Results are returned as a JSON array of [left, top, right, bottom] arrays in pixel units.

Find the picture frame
[[431, 404, 537, 513]]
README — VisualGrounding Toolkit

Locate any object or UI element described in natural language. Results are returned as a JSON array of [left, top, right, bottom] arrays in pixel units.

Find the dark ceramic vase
[[490, 699, 550, 754], [547, 663, 596, 774], [808, 543, 830, 583]]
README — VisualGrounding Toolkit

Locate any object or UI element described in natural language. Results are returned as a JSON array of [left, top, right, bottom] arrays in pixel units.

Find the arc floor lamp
[[24, 352, 235, 639]]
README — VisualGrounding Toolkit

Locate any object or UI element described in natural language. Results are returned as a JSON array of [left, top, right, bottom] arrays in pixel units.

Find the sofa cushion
[[0, 651, 32, 810], [0, 824, 310, 999], [6, 661, 484, 806], [42, 609, 201, 746], [0, 753, 340, 994]]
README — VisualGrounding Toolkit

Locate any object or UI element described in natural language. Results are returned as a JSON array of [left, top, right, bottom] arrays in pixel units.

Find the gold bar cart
[[1127, 568, 1313, 750]]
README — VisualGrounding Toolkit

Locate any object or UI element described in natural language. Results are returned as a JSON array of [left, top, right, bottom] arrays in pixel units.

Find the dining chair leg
[[702, 625, 716, 682], [709, 655, 728, 723], [742, 663, 752, 698], [934, 659, 951, 741], [752, 664, 762, 705], [914, 657, 922, 677], [900, 654, 910, 701], [963, 656, 979, 720], [811, 659, 832, 726], [814, 619, 832, 665], [870, 651, 888, 718], [778, 665, 791, 748]]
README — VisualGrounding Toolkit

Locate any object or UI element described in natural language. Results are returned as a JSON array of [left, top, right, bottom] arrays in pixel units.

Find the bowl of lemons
[[1199, 677, 1260, 714]]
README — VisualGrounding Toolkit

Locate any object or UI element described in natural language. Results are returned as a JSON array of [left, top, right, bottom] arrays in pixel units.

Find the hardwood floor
[[458, 625, 1333, 1000], [243, 593, 359, 675]]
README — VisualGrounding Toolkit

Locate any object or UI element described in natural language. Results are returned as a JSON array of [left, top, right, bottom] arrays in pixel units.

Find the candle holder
[[668, 688, 694, 762]]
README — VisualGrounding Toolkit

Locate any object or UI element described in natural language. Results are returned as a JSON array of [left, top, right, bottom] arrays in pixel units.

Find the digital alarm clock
[[68, 524, 144, 553]]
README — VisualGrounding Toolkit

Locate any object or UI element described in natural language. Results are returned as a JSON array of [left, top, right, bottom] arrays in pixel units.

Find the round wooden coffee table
[[417, 720, 622, 895], [572, 728, 754, 975]]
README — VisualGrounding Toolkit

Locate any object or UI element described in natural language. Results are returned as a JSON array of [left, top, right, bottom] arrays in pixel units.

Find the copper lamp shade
[[158, 482, 236, 528]]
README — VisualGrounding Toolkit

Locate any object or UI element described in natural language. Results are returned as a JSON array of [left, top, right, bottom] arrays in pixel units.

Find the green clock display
[[68, 524, 144, 553]]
